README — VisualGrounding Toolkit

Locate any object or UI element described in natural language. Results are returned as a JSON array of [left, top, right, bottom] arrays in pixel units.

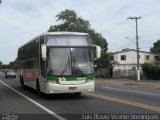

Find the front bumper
[[6, 74, 16, 78], [42, 81, 95, 94]]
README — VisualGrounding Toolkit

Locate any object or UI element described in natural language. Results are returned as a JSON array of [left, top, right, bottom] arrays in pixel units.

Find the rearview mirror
[[92, 45, 101, 60], [41, 44, 46, 60]]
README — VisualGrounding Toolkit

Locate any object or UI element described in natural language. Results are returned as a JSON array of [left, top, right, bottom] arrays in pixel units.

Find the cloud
[[0, 0, 160, 64]]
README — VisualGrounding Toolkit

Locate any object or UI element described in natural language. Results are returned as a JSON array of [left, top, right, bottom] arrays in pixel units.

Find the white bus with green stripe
[[17, 32, 101, 95]]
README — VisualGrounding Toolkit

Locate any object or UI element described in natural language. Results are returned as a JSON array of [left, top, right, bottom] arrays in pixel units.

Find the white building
[[111, 48, 160, 71]]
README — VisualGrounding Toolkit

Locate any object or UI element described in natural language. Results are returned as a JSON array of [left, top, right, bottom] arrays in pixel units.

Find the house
[[110, 48, 160, 78]]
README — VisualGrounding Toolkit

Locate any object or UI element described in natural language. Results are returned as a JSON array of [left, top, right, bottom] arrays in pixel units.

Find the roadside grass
[[140, 79, 160, 83], [96, 78, 160, 83]]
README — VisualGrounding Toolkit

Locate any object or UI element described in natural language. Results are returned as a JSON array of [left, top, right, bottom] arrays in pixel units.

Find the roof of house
[[111, 48, 160, 55]]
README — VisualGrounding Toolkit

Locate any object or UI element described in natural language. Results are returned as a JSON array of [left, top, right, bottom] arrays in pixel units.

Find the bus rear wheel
[[36, 79, 41, 96], [20, 76, 25, 89]]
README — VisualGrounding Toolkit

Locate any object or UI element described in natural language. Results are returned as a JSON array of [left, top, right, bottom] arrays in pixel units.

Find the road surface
[[0, 72, 159, 120]]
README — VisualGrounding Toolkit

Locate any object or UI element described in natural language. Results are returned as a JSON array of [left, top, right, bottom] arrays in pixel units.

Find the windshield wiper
[[60, 56, 70, 76], [72, 56, 75, 67]]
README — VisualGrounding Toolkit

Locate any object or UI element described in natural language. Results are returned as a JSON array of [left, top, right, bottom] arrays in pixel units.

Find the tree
[[150, 39, 160, 54], [0, 61, 2, 68], [0, 61, 2, 65], [48, 9, 110, 68], [94, 52, 111, 68], [48, 9, 108, 52], [141, 63, 160, 80]]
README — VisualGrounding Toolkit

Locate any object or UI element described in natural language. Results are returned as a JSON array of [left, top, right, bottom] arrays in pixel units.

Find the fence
[[95, 68, 137, 80]]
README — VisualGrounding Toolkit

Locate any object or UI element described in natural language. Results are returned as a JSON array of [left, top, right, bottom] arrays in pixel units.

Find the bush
[[141, 63, 160, 80]]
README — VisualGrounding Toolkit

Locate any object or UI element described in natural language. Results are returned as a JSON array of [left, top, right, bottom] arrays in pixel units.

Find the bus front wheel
[[74, 92, 81, 96]]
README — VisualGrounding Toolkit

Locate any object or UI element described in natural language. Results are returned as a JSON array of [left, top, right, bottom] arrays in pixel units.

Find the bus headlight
[[86, 79, 94, 83], [48, 80, 59, 84]]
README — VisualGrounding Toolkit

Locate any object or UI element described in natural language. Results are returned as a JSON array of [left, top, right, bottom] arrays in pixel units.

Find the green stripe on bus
[[47, 76, 59, 80], [47, 74, 95, 81]]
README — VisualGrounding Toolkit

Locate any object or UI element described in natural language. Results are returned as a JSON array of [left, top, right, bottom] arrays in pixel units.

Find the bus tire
[[36, 79, 41, 96], [20, 76, 25, 89]]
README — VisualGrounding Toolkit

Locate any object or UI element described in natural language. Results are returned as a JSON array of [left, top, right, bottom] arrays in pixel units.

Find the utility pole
[[128, 16, 141, 81]]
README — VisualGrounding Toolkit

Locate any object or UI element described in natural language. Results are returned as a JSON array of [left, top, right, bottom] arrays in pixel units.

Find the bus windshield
[[47, 47, 94, 76]]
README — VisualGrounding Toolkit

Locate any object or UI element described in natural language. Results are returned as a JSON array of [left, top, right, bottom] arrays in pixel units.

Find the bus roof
[[18, 32, 90, 49], [44, 32, 89, 36]]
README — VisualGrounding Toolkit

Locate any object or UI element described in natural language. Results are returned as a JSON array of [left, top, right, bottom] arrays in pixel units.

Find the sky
[[0, 0, 160, 64]]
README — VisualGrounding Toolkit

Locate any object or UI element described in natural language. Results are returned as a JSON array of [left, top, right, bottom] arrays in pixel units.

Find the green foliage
[[1, 64, 9, 70], [0, 61, 2, 66], [0, 61, 3, 70], [150, 39, 160, 54], [48, 9, 108, 52], [9, 61, 17, 70], [95, 52, 111, 68], [141, 63, 160, 80], [0, 60, 17, 70]]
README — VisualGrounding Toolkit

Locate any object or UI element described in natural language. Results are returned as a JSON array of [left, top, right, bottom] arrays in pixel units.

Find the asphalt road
[[0, 72, 160, 120]]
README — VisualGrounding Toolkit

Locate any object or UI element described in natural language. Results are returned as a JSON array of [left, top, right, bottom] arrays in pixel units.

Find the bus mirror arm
[[41, 44, 46, 60]]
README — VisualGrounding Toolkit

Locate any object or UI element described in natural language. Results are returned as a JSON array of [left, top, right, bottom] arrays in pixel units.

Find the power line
[[110, 40, 135, 51], [106, 20, 128, 32], [140, 9, 160, 18], [140, 33, 160, 37], [139, 42, 153, 44], [106, 8, 160, 33]]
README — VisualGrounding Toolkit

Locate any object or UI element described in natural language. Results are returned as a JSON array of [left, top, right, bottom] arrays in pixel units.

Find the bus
[[17, 32, 101, 95]]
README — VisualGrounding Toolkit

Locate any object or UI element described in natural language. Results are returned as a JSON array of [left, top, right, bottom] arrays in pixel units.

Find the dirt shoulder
[[95, 79, 160, 94]]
